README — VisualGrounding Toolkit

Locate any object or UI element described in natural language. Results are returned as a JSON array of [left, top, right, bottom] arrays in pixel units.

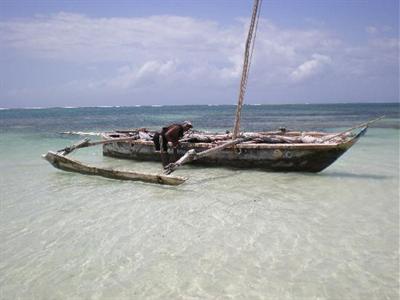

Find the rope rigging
[[232, 0, 263, 139]]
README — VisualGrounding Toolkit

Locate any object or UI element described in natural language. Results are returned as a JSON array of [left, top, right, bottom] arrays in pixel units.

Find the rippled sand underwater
[[0, 105, 399, 299]]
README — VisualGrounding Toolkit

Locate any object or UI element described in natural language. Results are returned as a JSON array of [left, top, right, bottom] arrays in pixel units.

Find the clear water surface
[[0, 103, 399, 299]]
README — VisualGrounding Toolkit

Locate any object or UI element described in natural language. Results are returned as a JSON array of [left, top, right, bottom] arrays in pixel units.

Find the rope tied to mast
[[232, 0, 263, 139]]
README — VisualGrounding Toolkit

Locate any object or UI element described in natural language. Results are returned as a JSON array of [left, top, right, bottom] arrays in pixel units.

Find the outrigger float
[[42, 0, 382, 185], [43, 138, 187, 186]]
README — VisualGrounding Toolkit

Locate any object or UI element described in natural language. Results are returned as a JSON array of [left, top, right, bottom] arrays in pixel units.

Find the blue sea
[[0, 103, 399, 299]]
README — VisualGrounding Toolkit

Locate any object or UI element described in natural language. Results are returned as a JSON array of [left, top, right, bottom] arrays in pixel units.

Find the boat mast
[[232, 0, 262, 139]]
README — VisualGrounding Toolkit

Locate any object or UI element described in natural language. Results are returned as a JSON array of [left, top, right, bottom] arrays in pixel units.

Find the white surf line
[[59, 131, 102, 136]]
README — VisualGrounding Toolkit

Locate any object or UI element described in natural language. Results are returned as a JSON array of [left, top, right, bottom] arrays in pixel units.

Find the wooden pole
[[232, 0, 262, 139], [322, 116, 385, 142], [163, 138, 246, 175], [57, 136, 139, 154]]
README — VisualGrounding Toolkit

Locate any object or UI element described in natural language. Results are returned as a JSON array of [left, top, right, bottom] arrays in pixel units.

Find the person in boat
[[152, 121, 193, 166]]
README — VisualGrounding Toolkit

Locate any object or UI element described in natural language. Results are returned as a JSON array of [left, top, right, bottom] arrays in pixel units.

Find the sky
[[0, 0, 398, 108]]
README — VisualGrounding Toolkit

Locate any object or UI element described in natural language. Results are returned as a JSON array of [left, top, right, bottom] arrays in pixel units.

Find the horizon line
[[1, 101, 399, 110]]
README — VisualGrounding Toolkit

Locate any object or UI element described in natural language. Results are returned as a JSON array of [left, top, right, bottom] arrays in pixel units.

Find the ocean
[[0, 103, 399, 299]]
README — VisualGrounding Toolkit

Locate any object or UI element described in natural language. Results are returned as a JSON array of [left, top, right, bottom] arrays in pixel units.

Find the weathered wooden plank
[[43, 151, 187, 185], [107, 138, 346, 149]]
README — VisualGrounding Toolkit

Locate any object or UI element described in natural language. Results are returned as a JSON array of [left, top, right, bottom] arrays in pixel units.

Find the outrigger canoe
[[43, 118, 377, 185]]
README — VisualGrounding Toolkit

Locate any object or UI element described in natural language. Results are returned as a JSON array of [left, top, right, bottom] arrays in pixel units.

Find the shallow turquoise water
[[0, 104, 399, 299]]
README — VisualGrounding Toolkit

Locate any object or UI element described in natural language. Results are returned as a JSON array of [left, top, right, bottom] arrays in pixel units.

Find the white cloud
[[369, 37, 399, 50], [106, 60, 178, 89], [366, 26, 378, 35], [290, 54, 332, 82], [0, 14, 338, 76], [0, 13, 229, 63], [0, 13, 398, 105], [366, 25, 393, 35]]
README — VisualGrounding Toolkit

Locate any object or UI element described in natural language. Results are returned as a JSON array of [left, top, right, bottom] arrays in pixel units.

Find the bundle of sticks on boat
[[180, 131, 351, 144], [107, 128, 353, 145], [109, 116, 383, 146]]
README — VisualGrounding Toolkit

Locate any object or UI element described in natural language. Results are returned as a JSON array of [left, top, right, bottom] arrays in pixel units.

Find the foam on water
[[0, 104, 398, 299], [59, 131, 102, 136]]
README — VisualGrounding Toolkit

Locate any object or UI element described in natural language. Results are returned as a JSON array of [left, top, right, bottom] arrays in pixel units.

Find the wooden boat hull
[[102, 129, 366, 173]]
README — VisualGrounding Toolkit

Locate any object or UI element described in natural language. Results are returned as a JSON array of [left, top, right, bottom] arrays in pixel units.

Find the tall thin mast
[[232, 0, 262, 139]]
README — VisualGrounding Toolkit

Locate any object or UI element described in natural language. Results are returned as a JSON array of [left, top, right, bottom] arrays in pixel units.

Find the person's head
[[182, 120, 193, 131]]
